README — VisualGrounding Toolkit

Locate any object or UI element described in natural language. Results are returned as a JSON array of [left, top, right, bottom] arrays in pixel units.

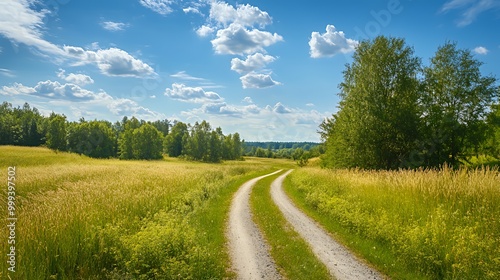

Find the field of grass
[[0, 146, 292, 279], [284, 166, 500, 280], [250, 171, 331, 279]]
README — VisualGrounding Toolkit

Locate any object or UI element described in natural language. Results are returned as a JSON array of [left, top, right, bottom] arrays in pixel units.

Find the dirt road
[[270, 170, 384, 280], [227, 170, 283, 280]]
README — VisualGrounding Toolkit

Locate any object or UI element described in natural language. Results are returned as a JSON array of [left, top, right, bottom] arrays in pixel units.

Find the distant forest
[[0, 101, 322, 164], [0, 101, 243, 162]]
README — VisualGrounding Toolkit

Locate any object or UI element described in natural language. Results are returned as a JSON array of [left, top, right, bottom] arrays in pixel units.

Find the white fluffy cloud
[[309, 25, 358, 58], [209, 1, 272, 27], [441, 0, 500, 26], [0, 1, 155, 78], [198, 102, 261, 116], [101, 21, 129, 31], [272, 102, 292, 114], [164, 83, 223, 103], [139, 0, 174, 15], [57, 69, 94, 86], [231, 53, 276, 74], [240, 72, 281, 89], [473, 46, 489, 54], [0, 80, 164, 120], [0, 80, 110, 101], [64, 46, 156, 77], [182, 101, 328, 141], [196, 25, 215, 37], [211, 23, 283, 55], [242, 96, 253, 103]]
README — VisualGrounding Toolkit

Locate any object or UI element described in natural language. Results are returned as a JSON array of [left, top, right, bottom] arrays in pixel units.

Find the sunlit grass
[[0, 146, 293, 279], [285, 166, 500, 280]]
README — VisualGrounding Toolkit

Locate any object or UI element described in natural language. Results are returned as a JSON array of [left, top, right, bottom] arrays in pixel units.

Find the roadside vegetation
[[285, 166, 500, 280], [250, 172, 331, 280], [0, 146, 284, 279]]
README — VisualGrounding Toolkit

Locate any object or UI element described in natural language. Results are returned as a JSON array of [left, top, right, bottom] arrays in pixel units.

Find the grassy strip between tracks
[[250, 171, 332, 280]]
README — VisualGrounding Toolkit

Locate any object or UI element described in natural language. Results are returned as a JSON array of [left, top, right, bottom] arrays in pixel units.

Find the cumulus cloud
[[181, 100, 328, 141], [64, 46, 156, 78], [101, 21, 129, 31], [272, 102, 292, 114], [164, 83, 223, 103], [209, 1, 272, 27], [57, 69, 94, 86], [104, 98, 166, 120], [139, 0, 174, 15], [196, 25, 215, 37], [231, 53, 276, 74], [0, 80, 111, 101], [0, 79, 164, 120], [0, 1, 155, 78], [242, 96, 253, 103], [240, 72, 281, 89], [309, 25, 358, 58], [193, 102, 261, 116], [441, 0, 500, 26], [473, 46, 489, 54], [211, 23, 283, 55]]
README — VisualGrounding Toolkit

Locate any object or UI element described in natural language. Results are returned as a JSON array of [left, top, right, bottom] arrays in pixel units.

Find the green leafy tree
[[132, 123, 164, 160], [232, 133, 242, 160], [421, 42, 498, 167], [322, 36, 422, 169], [67, 120, 117, 158], [164, 121, 188, 157], [486, 103, 500, 158], [118, 117, 141, 159], [222, 133, 234, 160], [46, 112, 67, 151], [208, 130, 222, 162]]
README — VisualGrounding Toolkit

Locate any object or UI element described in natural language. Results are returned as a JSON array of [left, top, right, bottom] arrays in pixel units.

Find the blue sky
[[1, 0, 499, 142]]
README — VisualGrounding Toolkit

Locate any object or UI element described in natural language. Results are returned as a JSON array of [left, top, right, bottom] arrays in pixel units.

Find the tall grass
[[0, 146, 287, 279], [286, 166, 500, 280]]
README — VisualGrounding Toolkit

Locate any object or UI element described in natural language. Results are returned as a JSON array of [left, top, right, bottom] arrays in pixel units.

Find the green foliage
[[0, 102, 45, 146], [132, 124, 164, 160], [67, 120, 117, 158], [46, 112, 68, 151], [420, 42, 498, 167], [322, 36, 422, 169], [164, 121, 188, 157], [321, 37, 499, 169]]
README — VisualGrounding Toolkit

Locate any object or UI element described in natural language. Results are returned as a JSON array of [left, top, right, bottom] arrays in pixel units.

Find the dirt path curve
[[271, 170, 384, 280], [227, 170, 283, 280]]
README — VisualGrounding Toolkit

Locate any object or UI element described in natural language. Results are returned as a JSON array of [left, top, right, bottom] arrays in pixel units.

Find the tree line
[[320, 36, 500, 169], [0, 102, 242, 162]]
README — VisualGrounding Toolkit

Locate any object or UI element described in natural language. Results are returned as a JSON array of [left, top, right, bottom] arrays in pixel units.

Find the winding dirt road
[[270, 170, 384, 280], [227, 170, 283, 280]]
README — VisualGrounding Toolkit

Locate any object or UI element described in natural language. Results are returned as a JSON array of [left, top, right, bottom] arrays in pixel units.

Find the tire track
[[227, 170, 283, 280], [270, 170, 384, 280]]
